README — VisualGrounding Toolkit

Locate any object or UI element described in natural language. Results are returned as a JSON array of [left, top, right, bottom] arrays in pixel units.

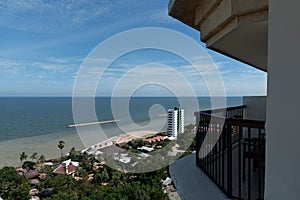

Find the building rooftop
[[53, 159, 79, 175]]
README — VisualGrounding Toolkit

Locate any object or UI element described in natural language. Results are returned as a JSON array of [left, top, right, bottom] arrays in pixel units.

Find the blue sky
[[0, 0, 267, 97]]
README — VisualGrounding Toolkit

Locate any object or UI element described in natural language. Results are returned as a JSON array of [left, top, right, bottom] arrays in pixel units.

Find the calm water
[[0, 97, 242, 167]]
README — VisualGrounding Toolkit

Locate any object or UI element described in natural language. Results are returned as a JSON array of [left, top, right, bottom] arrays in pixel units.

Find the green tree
[[110, 170, 123, 186], [39, 165, 54, 179], [45, 191, 77, 200], [94, 167, 110, 184], [57, 140, 65, 159], [11, 183, 30, 200], [133, 188, 151, 200], [80, 152, 95, 173], [93, 170, 101, 184], [69, 147, 77, 160], [38, 154, 46, 164], [130, 139, 145, 149], [0, 167, 30, 199], [22, 161, 36, 169], [102, 168, 110, 183], [19, 152, 27, 166], [30, 152, 38, 162], [76, 167, 88, 180]]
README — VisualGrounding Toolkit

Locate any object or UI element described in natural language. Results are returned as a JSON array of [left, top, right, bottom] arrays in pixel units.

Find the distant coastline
[[0, 96, 243, 167]]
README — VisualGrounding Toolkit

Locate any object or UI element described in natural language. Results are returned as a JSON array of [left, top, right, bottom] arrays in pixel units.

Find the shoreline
[[0, 129, 161, 168], [84, 130, 159, 152]]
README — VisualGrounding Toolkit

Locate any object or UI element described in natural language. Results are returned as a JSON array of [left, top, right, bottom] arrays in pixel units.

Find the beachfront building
[[168, 0, 300, 199], [167, 107, 184, 137], [167, 109, 178, 137]]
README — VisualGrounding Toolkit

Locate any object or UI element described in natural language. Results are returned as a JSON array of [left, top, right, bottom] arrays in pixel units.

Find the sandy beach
[[115, 130, 158, 144], [85, 130, 159, 151]]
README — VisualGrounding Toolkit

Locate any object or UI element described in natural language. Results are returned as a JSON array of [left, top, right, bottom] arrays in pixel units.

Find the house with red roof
[[53, 159, 79, 176]]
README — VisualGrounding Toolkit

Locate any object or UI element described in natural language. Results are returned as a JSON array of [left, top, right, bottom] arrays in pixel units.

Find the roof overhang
[[169, 0, 268, 71]]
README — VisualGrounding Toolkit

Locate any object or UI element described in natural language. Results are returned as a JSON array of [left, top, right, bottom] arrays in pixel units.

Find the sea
[[0, 97, 242, 167]]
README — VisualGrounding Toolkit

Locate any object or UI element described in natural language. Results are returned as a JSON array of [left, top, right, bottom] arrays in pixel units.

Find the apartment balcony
[[170, 97, 266, 200], [168, 0, 268, 71]]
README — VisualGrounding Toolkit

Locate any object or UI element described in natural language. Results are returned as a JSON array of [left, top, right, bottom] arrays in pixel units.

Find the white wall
[[265, 1, 300, 199], [243, 96, 266, 121]]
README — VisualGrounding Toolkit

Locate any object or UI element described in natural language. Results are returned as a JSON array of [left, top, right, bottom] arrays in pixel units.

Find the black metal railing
[[201, 105, 246, 118], [195, 106, 265, 200]]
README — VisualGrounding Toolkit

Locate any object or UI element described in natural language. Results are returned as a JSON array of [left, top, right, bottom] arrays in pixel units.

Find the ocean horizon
[[0, 97, 242, 167]]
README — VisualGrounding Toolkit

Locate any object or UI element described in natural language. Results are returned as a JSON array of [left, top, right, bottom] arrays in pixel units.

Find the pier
[[66, 119, 120, 128]]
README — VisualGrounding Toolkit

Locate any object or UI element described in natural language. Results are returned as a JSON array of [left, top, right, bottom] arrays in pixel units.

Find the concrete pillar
[[265, 0, 300, 199]]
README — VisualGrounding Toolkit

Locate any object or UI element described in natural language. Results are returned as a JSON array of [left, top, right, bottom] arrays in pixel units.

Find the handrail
[[196, 105, 266, 199], [226, 118, 265, 129], [195, 105, 246, 118], [200, 111, 226, 119], [202, 105, 247, 114], [200, 112, 265, 129]]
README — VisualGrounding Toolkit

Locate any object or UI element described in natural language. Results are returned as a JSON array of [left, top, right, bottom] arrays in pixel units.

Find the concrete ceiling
[[210, 21, 268, 71], [169, 0, 269, 72]]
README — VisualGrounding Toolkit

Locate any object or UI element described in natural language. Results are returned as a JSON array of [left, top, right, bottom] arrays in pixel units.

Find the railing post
[[195, 122, 200, 166], [226, 123, 233, 197], [247, 127, 252, 200]]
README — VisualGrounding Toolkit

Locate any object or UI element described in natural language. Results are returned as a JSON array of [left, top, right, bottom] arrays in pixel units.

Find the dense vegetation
[[38, 165, 169, 200], [0, 127, 197, 199], [0, 167, 30, 199], [0, 147, 169, 200]]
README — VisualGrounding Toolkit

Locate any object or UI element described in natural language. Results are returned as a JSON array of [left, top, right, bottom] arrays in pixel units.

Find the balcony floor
[[170, 147, 265, 200], [169, 152, 229, 200]]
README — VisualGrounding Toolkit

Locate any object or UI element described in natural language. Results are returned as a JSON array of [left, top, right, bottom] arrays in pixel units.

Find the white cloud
[[45, 56, 83, 64], [0, 57, 80, 74], [0, 0, 114, 32], [0, 0, 161, 33]]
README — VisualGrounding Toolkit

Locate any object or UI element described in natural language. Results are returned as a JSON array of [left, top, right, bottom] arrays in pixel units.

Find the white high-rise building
[[167, 107, 184, 137], [168, 109, 178, 137]]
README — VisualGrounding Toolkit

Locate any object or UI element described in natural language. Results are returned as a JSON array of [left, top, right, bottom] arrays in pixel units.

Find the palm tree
[[57, 140, 65, 159], [30, 152, 38, 162], [19, 152, 28, 166], [38, 155, 45, 164]]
